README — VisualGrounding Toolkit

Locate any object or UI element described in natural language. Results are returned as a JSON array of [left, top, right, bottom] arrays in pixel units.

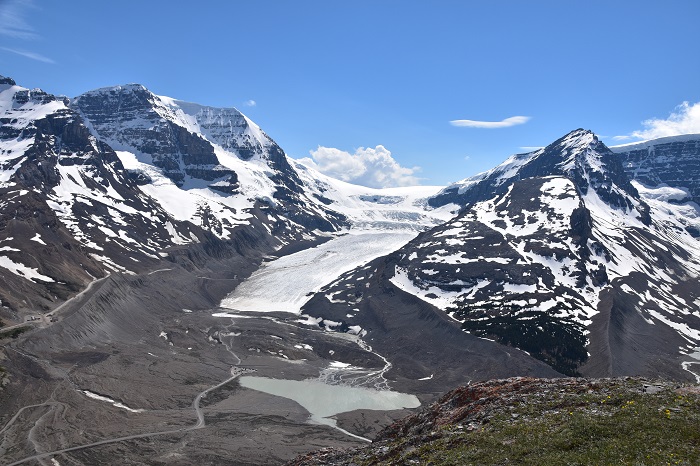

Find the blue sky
[[2, 0, 700, 187]]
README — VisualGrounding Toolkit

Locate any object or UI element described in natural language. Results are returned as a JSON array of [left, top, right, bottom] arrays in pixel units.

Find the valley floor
[[0, 237, 438, 465]]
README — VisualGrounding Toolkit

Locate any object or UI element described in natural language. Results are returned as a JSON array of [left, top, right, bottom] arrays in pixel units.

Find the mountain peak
[[80, 83, 149, 95], [0, 75, 16, 86], [541, 129, 603, 173], [429, 128, 644, 217], [556, 128, 597, 151]]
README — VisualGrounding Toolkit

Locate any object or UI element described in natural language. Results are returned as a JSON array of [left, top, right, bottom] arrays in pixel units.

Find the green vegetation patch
[[341, 379, 700, 466]]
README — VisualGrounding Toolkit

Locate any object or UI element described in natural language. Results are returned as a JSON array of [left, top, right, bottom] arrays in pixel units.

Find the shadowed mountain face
[[303, 130, 700, 379]]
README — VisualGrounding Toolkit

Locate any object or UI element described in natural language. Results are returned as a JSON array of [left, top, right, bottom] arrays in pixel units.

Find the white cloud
[[616, 101, 700, 141], [519, 146, 544, 151], [450, 115, 531, 129], [244, 99, 256, 107], [297, 145, 420, 188], [611, 135, 632, 141], [0, 0, 37, 39], [1, 47, 54, 64]]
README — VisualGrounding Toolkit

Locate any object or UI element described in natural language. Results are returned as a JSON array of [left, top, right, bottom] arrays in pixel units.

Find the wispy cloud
[[244, 99, 256, 107], [519, 146, 544, 151], [450, 115, 531, 129], [615, 101, 700, 141], [1, 47, 54, 64], [611, 135, 632, 141], [297, 145, 420, 188], [0, 1, 54, 64], [0, 0, 37, 39]]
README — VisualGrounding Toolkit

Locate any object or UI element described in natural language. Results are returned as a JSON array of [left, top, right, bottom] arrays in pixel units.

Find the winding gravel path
[[5, 367, 245, 466]]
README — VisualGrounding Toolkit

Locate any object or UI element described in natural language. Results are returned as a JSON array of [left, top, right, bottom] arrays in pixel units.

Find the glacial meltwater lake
[[238, 376, 420, 440]]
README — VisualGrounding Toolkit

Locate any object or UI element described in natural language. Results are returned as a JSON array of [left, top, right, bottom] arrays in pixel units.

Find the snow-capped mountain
[[430, 129, 649, 219], [0, 75, 452, 319], [0, 76, 224, 314], [302, 130, 700, 380], [71, 83, 349, 236]]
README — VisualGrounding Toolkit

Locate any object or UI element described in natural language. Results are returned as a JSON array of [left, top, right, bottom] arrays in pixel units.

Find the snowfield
[[220, 231, 416, 314]]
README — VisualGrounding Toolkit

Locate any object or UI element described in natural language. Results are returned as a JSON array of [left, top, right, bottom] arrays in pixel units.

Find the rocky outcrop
[[612, 135, 700, 204]]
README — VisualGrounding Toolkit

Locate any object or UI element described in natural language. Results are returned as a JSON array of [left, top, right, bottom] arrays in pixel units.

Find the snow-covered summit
[[72, 84, 283, 168], [71, 82, 353, 237], [161, 97, 278, 161], [429, 129, 644, 221]]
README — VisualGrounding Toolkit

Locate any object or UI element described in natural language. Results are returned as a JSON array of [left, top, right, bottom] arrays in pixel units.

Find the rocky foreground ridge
[[290, 377, 700, 465]]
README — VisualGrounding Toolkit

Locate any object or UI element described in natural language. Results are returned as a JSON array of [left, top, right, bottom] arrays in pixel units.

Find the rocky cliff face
[[71, 84, 237, 188], [612, 135, 700, 236], [71, 84, 346, 233]]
